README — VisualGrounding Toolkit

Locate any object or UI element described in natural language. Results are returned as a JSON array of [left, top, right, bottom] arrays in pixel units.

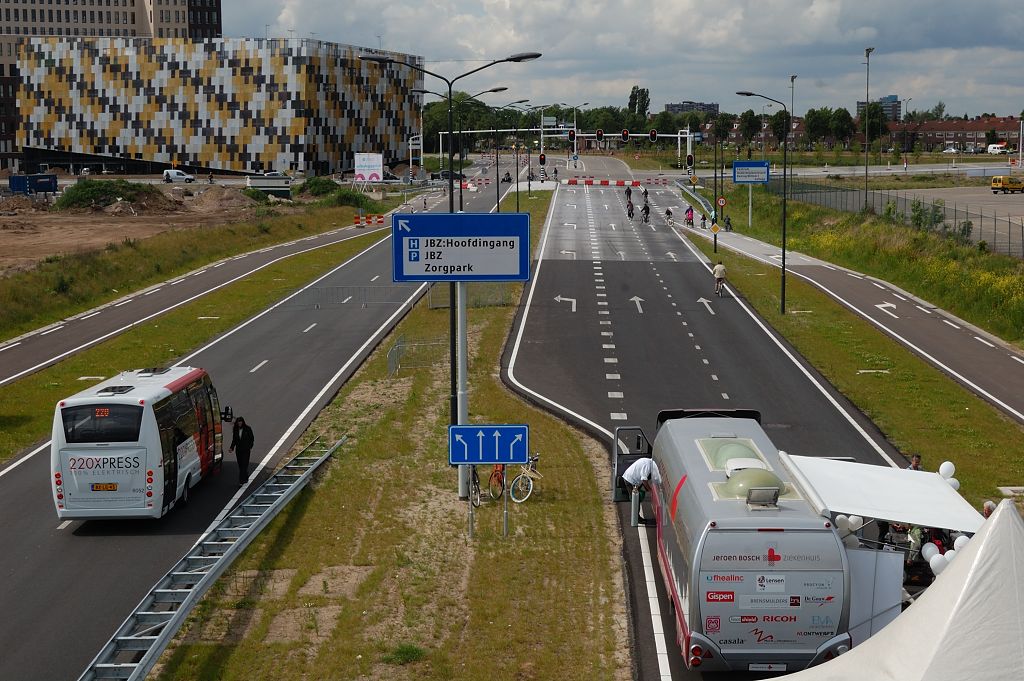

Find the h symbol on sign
[[409, 238, 419, 249]]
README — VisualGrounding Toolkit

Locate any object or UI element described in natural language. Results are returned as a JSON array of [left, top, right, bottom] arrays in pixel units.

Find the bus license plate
[[91, 483, 119, 492], [749, 664, 787, 672]]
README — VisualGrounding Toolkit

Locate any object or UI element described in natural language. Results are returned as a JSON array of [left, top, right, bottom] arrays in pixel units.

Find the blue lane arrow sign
[[448, 424, 529, 465]]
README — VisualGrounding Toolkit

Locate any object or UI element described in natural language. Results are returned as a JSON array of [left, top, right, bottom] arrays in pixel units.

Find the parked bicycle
[[488, 464, 506, 500], [470, 466, 482, 508], [509, 454, 542, 503]]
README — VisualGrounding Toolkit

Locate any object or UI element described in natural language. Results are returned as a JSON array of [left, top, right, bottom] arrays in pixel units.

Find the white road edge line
[[81, 311, 101, 320], [57, 520, 72, 530], [0, 341, 21, 353], [0, 229, 386, 388], [303, 323, 317, 333], [40, 325, 64, 336]]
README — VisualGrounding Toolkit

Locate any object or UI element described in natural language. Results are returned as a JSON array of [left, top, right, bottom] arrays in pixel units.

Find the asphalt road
[[0, 157, 517, 681], [504, 154, 902, 681]]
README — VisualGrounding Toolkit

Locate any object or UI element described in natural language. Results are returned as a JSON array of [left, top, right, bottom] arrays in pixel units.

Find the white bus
[[51, 367, 231, 519]]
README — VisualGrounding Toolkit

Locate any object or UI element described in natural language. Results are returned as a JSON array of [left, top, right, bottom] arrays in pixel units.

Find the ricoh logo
[[762, 615, 797, 623], [706, 591, 735, 603]]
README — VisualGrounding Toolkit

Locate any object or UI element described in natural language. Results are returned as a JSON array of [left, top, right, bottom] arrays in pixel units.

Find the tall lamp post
[[761, 103, 773, 159], [492, 99, 529, 211], [901, 97, 912, 164], [789, 75, 797, 190], [361, 51, 541, 499], [561, 101, 589, 159], [863, 47, 875, 210], [738, 90, 788, 315]]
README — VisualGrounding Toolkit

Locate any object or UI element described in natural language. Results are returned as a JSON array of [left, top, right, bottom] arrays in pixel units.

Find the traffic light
[[621, 129, 630, 143], [568, 129, 576, 143], [538, 153, 546, 166], [649, 129, 658, 142], [686, 153, 694, 169], [596, 129, 604, 142]]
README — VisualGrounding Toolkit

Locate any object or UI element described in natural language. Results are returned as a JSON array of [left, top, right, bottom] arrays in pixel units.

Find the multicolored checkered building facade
[[17, 38, 423, 175]]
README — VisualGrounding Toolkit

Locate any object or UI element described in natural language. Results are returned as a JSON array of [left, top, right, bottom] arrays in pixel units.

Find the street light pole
[[901, 97, 912, 166], [492, 99, 529, 211], [762, 103, 773, 160], [790, 75, 797, 192], [864, 47, 874, 210], [361, 51, 541, 501], [738, 90, 788, 315]]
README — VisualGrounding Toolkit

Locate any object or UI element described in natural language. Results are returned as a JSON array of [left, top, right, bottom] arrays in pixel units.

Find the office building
[[856, 94, 902, 123], [0, 0, 223, 169], [665, 101, 719, 116], [18, 38, 423, 175]]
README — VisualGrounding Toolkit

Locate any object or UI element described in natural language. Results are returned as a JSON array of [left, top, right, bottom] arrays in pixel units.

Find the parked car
[[941, 147, 958, 154], [163, 169, 195, 183], [991, 176, 1024, 194], [261, 170, 284, 177], [430, 169, 466, 181]]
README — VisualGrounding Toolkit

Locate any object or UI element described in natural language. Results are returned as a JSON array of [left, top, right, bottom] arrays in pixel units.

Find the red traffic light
[[539, 153, 546, 166], [596, 129, 604, 141], [686, 153, 694, 168], [568, 129, 576, 142], [649, 129, 658, 142], [621, 129, 630, 143]]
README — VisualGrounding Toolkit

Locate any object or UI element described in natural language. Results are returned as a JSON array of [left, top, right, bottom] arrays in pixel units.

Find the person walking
[[230, 417, 255, 485], [907, 453, 922, 471]]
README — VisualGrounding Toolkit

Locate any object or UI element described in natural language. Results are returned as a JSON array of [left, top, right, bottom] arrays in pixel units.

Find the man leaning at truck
[[622, 458, 661, 502]]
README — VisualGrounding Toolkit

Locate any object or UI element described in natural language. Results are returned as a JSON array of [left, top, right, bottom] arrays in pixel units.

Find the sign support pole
[[467, 465, 475, 539], [503, 467, 509, 536], [748, 184, 753, 228]]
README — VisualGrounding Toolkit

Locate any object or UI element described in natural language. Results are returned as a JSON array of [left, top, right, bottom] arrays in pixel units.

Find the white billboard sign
[[354, 152, 384, 181]]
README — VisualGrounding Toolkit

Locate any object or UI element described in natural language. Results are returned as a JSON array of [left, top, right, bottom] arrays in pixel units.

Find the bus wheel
[[181, 475, 192, 506]]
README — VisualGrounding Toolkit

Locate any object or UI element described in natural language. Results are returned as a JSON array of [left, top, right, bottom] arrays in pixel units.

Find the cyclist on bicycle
[[640, 202, 650, 223], [712, 260, 727, 294], [626, 200, 635, 220], [700, 213, 707, 230], [641, 186, 649, 202], [665, 207, 673, 221]]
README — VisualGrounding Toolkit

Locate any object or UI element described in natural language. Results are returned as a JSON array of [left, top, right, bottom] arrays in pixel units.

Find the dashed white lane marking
[[1012, 356, 1024, 366], [598, 301, 609, 306], [144, 288, 162, 296], [722, 393, 730, 400], [711, 374, 719, 381], [702, 359, 709, 365], [82, 311, 101, 320], [600, 320, 611, 325], [846, 273, 863, 279], [603, 344, 616, 349], [213, 262, 225, 268], [604, 357, 618, 363], [40, 325, 64, 336], [871, 282, 885, 290], [249, 359, 269, 373], [694, 345, 701, 350], [610, 413, 628, 420], [822, 264, 836, 270], [114, 299, 133, 307], [606, 373, 621, 380], [193, 270, 207, 276], [0, 342, 21, 353], [342, 296, 353, 304], [916, 305, 933, 315], [974, 336, 995, 348], [370, 275, 380, 282], [597, 292, 607, 297], [608, 391, 624, 398], [168, 279, 184, 286], [601, 331, 613, 337], [892, 293, 907, 301], [942, 319, 960, 330], [599, 310, 610, 315], [303, 323, 317, 333], [57, 520, 73, 530]]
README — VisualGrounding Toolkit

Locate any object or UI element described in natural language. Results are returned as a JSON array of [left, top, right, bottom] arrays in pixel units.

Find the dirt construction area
[[0, 183, 293, 276]]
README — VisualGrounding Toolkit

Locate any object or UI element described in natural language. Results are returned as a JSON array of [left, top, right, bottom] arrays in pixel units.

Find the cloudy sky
[[225, 0, 1024, 118]]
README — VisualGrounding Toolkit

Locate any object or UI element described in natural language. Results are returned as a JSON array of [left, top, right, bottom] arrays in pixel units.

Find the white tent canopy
[[778, 500, 1024, 681], [780, 454, 984, 532]]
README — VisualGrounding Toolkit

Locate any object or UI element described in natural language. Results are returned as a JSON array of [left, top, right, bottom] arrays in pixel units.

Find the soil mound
[[193, 185, 258, 211]]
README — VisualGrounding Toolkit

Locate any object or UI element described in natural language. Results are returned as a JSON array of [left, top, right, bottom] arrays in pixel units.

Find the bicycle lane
[[677, 223, 1024, 426]]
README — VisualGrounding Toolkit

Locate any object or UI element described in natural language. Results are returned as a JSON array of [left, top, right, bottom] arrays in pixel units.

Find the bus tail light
[[689, 656, 702, 667], [146, 491, 153, 497], [689, 644, 703, 658], [147, 477, 154, 484], [147, 470, 154, 476], [57, 493, 64, 500]]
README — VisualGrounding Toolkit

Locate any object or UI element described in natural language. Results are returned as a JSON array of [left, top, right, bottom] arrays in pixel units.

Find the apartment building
[[0, 0, 222, 168], [665, 101, 720, 116]]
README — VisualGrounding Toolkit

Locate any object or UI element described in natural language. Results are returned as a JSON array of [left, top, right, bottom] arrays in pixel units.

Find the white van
[[163, 169, 195, 183], [987, 143, 1008, 154]]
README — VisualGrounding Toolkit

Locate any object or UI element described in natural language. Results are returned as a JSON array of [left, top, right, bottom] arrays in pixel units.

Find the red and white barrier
[[352, 214, 386, 227]]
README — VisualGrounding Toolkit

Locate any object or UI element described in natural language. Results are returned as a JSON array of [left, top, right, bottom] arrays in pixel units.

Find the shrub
[[241, 187, 269, 204], [317, 188, 382, 211], [381, 644, 426, 665], [295, 176, 339, 197], [54, 179, 162, 210]]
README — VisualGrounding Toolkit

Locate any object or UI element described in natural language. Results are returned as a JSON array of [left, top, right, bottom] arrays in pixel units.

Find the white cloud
[[224, 0, 1024, 117]]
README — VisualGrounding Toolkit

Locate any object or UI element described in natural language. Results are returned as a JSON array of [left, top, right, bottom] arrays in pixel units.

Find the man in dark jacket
[[230, 417, 255, 484]]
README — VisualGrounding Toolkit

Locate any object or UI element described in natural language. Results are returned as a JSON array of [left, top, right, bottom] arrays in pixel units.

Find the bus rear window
[[62, 404, 144, 443]]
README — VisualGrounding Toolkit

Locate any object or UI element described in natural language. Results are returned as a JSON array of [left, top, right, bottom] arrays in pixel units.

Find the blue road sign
[[448, 424, 529, 465], [392, 212, 530, 282], [733, 160, 770, 184], [572, 154, 579, 161]]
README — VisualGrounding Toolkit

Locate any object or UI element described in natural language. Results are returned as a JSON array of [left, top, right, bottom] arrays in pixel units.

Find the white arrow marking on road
[[630, 296, 645, 313], [564, 222, 577, 229], [477, 430, 485, 461], [566, 204, 577, 208], [398, 219, 411, 232], [618, 251, 626, 260], [875, 302, 899, 319], [454, 434, 469, 459], [509, 433, 523, 459], [697, 297, 716, 315], [666, 252, 677, 261], [560, 249, 577, 259], [554, 295, 577, 312]]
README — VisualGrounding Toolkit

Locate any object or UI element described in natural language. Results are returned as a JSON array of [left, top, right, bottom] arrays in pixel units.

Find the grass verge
[[0, 198, 399, 342], [687, 234, 1024, 505], [153, 191, 631, 681], [0, 229, 387, 464]]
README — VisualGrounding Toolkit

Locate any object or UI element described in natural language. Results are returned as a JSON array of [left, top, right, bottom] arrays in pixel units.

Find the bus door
[[206, 378, 224, 468], [188, 382, 215, 475], [154, 399, 178, 513]]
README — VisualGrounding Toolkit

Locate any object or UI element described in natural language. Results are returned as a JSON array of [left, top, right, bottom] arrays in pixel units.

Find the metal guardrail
[[78, 436, 344, 681], [677, 178, 713, 216]]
